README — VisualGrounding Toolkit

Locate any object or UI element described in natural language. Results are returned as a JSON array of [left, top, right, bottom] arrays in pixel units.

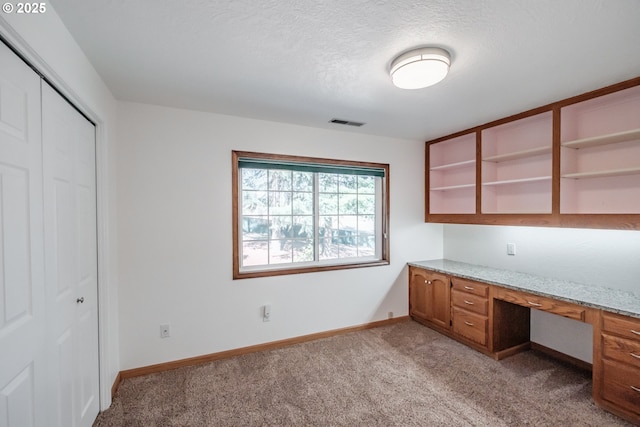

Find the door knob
[[76, 297, 85, 304]]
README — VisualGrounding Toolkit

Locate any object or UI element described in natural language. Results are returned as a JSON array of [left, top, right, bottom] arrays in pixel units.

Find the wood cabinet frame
[[425, 76, 640, 230]]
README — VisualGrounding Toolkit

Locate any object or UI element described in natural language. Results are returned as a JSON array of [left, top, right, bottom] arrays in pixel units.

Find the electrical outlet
[[160, 324, 170, 338], [507, 243, 516, 256], [263, 304, 271, 322], [388, 311, 394, 319]]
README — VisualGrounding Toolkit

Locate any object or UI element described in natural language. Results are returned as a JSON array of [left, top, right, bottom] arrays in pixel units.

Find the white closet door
[[42, 83, 99, 427], [0, 42, 46, 427]]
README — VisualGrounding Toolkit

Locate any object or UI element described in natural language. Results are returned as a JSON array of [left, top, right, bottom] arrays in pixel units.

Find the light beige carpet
[[95, 320, 631, 426]]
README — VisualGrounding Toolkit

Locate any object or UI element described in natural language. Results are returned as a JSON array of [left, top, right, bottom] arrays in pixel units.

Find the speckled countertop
[[408, 259, 640, 319]]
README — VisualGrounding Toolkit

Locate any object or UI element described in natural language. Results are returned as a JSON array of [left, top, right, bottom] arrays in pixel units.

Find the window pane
[[357, 233, 375, 256], [319, 173, 338, 192], [339, 194, 358, 215], [358, 215, 375, 233], [269, 240, 292, 264], [242, 216, 270, 240], [338, 174, 358, 193], [338, 215, 358, 246], [293, 171, 313, 191], [292, 192, 313, 215], [269, 192, 292, 215], [319, 193, 338, 215], [242, 241, 269, 266], [358, 194, 375, 215], [319, 215, 337, 237], [270, 216, 292, 238], [358, 176, 376, 193], [242, 191, 268, 215], [292, 216, 313, 239], [269, 170, 292, 191], [319, 237, 337, 260], [242, 168, 267, 190], [293, 239, 314, 262]]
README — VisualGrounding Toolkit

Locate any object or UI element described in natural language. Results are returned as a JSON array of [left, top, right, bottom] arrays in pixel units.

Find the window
[[232, 151, 389, 279]]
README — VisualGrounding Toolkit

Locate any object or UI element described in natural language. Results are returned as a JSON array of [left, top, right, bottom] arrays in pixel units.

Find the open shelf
[[562, 128, 640, 149], [483, 146, 551, 162], [431, 183, 476, 191], [428, 132, 477, 215], [430, 159, 475, 171], [483, 176, 551, 186], [562, 167, 640, 180], [425, 77, 640, 228]]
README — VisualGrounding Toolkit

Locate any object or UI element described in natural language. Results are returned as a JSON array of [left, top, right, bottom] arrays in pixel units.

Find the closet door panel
[[0, 42, 45, 427], [42, 83, 99, 427]]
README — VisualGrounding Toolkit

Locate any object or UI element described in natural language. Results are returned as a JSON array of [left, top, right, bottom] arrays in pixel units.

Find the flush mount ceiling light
[[390, 47, 451, 90]]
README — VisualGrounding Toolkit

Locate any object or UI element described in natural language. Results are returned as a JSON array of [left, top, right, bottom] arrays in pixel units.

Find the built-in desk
[[407, 259, 640, 425]]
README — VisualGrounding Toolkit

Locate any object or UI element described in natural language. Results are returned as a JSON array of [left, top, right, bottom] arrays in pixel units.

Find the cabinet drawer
[[451, 289, 488, 316], [495, 288, 585, 321], [603, 334, 640, 369], [603, 312, 640, 341], [452, 307, 487, 346], [451, 277, 489, 298], [601, 359, 640, 416]]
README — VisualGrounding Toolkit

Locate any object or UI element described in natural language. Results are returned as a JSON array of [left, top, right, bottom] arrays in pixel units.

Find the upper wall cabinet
[[560, 85, 640, 214], [428, 133, 476, 214], [481, 112, 553, 214], [425, 76, 640, 230]]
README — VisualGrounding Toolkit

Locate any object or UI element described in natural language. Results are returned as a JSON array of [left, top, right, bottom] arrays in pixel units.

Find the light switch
[[507, 243, 516, 256]]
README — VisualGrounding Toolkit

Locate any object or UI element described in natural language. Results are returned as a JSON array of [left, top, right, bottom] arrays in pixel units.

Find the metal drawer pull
[[464, 300, 474, 305], [464, 286, 474, 290], [632, 330, 640, 336], [527, 301, 542, 307], [425, 280, 432, 285], [631, 386, 640, 393], [631, 353, 640, 360], [464, 321, 474, 326]]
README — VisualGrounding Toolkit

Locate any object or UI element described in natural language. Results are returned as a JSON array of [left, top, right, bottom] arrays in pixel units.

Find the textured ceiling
[[51, 0, 640, 141]]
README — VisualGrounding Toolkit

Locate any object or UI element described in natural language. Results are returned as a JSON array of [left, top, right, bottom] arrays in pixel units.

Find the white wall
[[116, 101, 442, 370], [0, 7, 119, 409], [443, 224, 640, 362]]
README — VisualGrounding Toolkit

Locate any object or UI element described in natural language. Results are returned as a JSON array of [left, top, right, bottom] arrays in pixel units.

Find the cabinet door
[[409, 268, 450, 329], [409, 268, 430, 321], [425, 271, 451, 329]]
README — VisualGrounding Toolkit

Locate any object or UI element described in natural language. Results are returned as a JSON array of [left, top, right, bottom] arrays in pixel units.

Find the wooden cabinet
[[409, 267, 450, 331], [425, 75, 640, 229], [428, 133, 477, 214], [594, 311, 640, 423], [409, 263, 640, 424], [481, 112, 553, 214], [560, 84, 640, 214], [451, 278, 490, 348]]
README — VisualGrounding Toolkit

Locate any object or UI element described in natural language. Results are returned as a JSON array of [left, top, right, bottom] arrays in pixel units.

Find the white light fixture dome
[[390, 47, 451, 90]]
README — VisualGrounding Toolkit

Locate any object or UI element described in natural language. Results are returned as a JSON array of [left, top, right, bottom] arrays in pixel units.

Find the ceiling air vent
[[330, 118, 365, 127]]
